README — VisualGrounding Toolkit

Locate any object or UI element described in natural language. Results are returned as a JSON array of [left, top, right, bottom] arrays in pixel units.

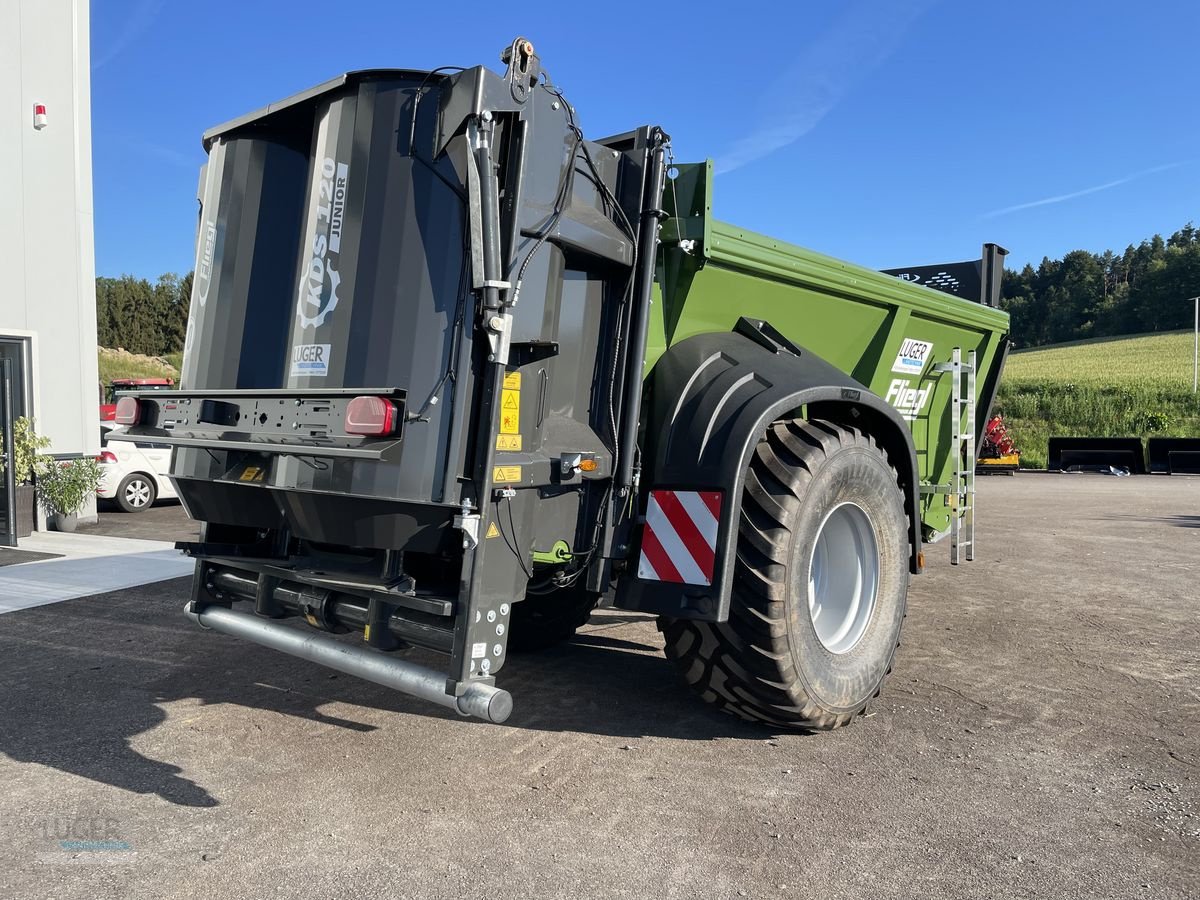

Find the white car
[[97, 423, 178, 512]]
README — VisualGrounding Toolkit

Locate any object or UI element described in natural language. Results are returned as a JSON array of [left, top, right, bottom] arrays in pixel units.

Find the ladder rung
[[944, 348, 977, 565]]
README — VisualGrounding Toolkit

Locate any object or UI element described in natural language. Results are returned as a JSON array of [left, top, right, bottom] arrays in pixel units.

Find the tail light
[[345, 396, 399, 436], [96, 450, 118, 464], [114, 396, 142, 425]]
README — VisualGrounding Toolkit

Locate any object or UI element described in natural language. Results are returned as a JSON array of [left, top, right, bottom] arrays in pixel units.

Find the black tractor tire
[[508, 584, 601, 653], [658, 418, 909, 730], [116, 473, 158, 513]]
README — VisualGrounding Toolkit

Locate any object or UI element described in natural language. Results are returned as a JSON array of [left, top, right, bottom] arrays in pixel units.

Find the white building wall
[[0, 0, 98, 519]]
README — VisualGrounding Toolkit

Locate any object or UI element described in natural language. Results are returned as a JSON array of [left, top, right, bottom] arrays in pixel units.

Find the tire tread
[[657, 418, 906, 731]]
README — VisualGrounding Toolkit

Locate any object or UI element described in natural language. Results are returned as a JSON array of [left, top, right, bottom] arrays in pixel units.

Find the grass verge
[[995, 331, 1200, 468], [97, 348, 180, 385]]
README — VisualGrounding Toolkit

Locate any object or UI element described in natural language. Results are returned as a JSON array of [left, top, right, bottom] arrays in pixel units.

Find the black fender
[[616, 318, 922, 622]]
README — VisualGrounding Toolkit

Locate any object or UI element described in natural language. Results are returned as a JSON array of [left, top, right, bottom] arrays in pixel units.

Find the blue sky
[[91, 0, 1200, 279]]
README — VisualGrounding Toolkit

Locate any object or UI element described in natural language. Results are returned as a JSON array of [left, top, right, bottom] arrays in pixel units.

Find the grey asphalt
[[0, 474, 1196, 899], [81, 499, 199, 544]]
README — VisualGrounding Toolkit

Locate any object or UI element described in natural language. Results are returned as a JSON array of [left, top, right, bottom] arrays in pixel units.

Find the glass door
[[0, 339, 31, 545], [1, 357, 16, 546], [0, 338, 32, 419]]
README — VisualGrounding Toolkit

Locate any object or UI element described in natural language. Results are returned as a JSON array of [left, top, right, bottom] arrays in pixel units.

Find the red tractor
[[100, 378, 175, 421], [977, 414, 1020, 473]]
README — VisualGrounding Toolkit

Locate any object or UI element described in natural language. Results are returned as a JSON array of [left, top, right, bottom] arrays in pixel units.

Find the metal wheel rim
[[125, 479, 152, 507], [807, 501, 880, 654]]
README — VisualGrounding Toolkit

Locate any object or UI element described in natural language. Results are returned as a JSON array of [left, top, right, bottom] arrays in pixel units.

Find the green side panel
[[649, 162, 1010, 538]]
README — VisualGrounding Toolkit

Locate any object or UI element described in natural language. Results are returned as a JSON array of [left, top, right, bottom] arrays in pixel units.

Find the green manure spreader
[[112, 38, 1010, 729]]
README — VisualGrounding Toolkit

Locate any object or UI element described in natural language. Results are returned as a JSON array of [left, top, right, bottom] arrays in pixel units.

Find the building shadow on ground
[[0, 579, 773, 807]]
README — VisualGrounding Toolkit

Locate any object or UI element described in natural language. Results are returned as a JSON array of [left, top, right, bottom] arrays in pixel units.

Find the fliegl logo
[[296, 157, 349, 329], [195, 218, 216, 307], [886, 378, 932, 421]]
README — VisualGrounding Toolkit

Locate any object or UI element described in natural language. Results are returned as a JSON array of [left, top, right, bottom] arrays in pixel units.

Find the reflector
[[345, 396, 397, 436], [114, 397, 141, 425]]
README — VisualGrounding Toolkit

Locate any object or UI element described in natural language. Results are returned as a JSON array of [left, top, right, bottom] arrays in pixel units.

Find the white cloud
[[981, 162, 1190, 218], [92, 0, 165, 71], [716, 0, 938, 175]]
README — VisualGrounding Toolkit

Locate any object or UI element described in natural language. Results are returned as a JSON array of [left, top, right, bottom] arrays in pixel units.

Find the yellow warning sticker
[[500, 388, 520, 434], [239, 466, 262, 482], [495, 433, 523, 451], [492, 465, 522, 483], [485, 522, 501, 539], [499, 371, 521, 435], [363, 624, 372, 642]]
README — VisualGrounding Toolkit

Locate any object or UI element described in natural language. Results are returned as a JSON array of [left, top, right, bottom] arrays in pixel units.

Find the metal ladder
[[932, 348, 976, 564]]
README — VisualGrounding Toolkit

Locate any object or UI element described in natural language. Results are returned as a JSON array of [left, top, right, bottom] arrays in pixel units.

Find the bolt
[[480, 658, 491, 673], [493, 644, 503, 657], [551, 101, 560, 110], [291, 422, 299, 429], [500, 603, 510, 616], [489, 315, 505, 331], [496, 624, 505, 636], [487, 609, 497, 623], [481, 110, 493, 122]]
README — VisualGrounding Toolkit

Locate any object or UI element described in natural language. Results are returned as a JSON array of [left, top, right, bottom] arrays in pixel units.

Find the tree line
[[1001, 223, 1200, 348], [95, 272, 192, 356], [98, 222, 1200, 356]]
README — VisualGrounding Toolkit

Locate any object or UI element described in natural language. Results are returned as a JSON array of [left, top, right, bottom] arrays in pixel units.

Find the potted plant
[[35, 456, 102, 533], [0, 416, 51, 537]]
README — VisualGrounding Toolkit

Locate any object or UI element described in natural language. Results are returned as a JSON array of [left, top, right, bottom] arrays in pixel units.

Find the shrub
[[0, 417, 52, 483], [1128, 410, 1172, 433], [36, 457, 102, 517]]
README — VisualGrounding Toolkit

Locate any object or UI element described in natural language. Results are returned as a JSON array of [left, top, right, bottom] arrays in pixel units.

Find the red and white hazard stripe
[[637, 490, 722, 585]]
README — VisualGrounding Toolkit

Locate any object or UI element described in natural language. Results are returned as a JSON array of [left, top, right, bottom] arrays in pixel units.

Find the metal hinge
[[453, 499, 480, 551]]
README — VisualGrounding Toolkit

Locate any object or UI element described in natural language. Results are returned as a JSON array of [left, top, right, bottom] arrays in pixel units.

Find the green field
[[97, 337, 1200, 470], [995, 330, 1200, 468]]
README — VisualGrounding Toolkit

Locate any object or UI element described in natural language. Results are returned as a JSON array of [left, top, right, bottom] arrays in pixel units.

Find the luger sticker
[[290, 343, 332, 378], [892, 338, 933, 375]]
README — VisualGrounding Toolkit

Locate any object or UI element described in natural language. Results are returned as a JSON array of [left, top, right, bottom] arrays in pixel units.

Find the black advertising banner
[[880, 260, 983, 303]]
